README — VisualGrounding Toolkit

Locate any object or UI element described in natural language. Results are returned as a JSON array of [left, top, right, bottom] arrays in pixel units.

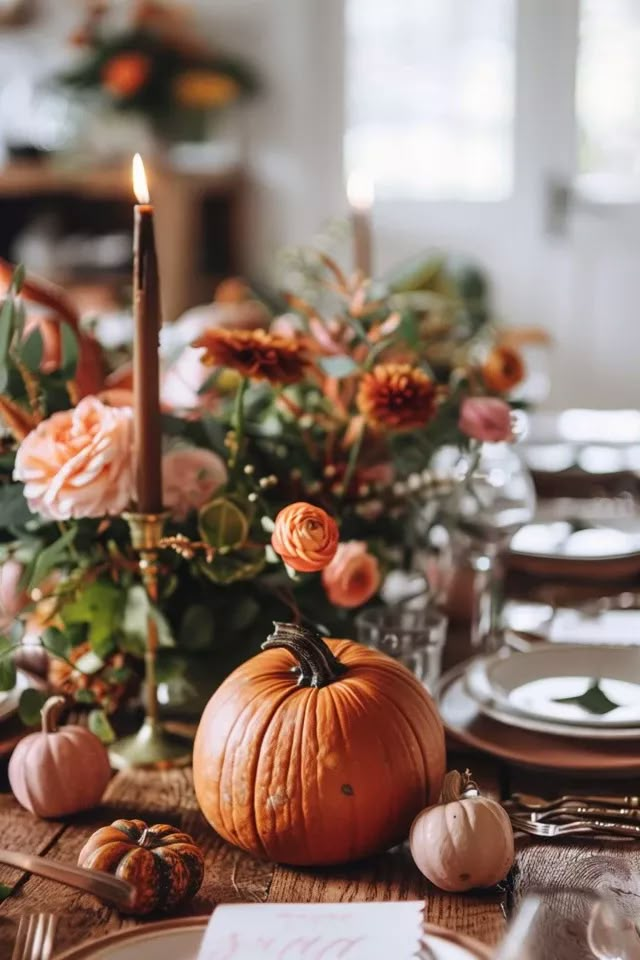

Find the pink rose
[[0, 558, 28, 630], [162, 447, 227, 521], [459, 397, 514, 443], [322, 541, 381, 608], [13, 396, 134, 520]]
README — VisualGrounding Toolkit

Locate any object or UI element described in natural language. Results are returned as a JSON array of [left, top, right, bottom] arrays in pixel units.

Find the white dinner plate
[[54, 916, 492, 960], [464, 643, 640, 735]]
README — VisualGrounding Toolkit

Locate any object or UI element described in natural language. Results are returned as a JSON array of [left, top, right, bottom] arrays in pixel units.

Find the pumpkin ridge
[[216, 677, 293, 858], [364, 678, 444, 808]]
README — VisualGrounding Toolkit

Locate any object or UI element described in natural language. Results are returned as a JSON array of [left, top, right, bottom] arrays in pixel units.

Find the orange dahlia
[[482, 345, 525, 393], [193, 328, 308, 384], [102, 53, 151, 98], [356, 363, 437, 431]]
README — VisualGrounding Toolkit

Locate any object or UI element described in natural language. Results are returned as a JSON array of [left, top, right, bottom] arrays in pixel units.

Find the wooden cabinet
[[0, 161, 246, 322]]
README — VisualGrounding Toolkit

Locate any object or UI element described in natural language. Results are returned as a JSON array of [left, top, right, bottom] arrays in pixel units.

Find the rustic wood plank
[[0, 769, 274, 960], [266, 750, 508, 948]]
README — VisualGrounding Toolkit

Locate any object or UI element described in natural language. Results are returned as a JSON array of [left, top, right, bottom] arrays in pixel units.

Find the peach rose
[[322, 541, 381, 608], [459, 396, 514, 443], [13, 396, 134, 521], [271, 502, 339, 572], [0, 557, 28, 631], [162, 447, 228, 521]]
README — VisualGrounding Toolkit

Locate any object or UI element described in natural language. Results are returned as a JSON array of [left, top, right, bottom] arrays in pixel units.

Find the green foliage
[[28, 527, 77, 590], [62, 579, 124, 658], [0, 637, 16, 692], [0, 883, 13, 902], [199, 496, 250, 553], [42, 626, 71, 660], [88, 708, 116, 744], [18, 688, 48, 727]]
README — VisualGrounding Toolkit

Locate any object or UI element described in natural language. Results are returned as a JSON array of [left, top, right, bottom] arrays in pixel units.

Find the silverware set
[[506, 792, 640, 839]]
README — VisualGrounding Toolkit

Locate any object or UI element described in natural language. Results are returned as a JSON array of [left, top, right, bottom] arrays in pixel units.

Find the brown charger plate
[[54, 914, 493, 960], [437, 665, 640, 776], [508, 549, 640, 581]]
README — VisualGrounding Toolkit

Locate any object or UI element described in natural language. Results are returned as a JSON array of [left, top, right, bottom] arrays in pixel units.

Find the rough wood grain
[[0, 769, 273, 960]]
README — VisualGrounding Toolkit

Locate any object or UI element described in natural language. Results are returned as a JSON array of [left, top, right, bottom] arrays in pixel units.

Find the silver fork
[[511, 816, 640, 839], [11, 914, 57, 960]]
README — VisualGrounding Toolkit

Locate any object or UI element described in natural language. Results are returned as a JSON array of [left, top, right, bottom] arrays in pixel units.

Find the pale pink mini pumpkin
[[410, 769, 514, 892], [8, 696, 111, 818]]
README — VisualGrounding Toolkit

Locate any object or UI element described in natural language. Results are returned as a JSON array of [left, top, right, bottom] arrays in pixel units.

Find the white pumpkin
[[410, 769, 514, 892], [8, 696, 111, 818]]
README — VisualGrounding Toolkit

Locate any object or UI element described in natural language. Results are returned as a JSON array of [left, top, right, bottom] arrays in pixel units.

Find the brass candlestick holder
[[108, 512, 192, 770]]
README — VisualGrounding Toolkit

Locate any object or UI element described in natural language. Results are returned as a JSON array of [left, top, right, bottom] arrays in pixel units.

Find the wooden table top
[[1, 747, 639, 959]]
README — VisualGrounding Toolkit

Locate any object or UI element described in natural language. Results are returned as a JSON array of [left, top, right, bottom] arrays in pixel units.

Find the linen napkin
[[197, 900, 424, 960]]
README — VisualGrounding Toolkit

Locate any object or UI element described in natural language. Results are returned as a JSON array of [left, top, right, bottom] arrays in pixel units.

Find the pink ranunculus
[[322, 540, 381, 608], [0, 557, 28, 631], [13, 397, 134, 521], [162, 447, 227, 521], [459, 396, 514, 443]]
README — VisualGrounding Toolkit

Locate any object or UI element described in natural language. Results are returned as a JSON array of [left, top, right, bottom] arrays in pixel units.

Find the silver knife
[[0, 848, 135, 909]]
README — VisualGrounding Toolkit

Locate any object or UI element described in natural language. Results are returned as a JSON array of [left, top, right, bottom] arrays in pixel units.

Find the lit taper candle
[[132, 153, 162, 514]]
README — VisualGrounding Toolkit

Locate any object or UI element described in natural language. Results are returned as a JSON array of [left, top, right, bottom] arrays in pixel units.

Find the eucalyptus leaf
[[318, 355, 359, 379], [19, 327, 44, 374], [0, 482, 33, 531], [29, 527, 77, 589], [0, 882, 13, 901], [0, 298, 14, 366], [88, 708, 116, 744], [59, 322, 79, 379], [74, 650, 104, 675], [62, 579, 123, 658], [11, 264, 25, 294], [199, 497, 249, 553], [18, 688, 48, 726], [0, 636, 16, 692], [42, 626, 71, 660]]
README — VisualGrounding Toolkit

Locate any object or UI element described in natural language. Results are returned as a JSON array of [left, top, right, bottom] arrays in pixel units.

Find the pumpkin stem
[[41, 696, 66, 734], [261, 622, 348, 688], [439, 769, 481, 803]]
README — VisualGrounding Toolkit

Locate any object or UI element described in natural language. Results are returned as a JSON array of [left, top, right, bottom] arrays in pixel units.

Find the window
[[576, 0, 640, 200], [345, 0, 516, 201]]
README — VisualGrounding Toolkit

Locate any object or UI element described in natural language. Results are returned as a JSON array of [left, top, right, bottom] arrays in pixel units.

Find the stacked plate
[[436, 643, 640, 774]]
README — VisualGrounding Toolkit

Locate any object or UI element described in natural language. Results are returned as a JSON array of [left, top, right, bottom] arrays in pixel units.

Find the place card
[[197, 900, 424, 960]]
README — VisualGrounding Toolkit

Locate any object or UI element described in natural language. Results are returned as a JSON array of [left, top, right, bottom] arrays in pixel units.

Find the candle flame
[[346, 170, 374, 211], [132, 153, 150, 204]]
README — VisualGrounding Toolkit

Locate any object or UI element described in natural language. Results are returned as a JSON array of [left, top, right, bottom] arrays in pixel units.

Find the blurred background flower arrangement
[[0, 246, 524, 738], [57, 0, 259, 146]]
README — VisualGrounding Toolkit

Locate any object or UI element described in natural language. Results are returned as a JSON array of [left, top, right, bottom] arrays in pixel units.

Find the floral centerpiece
[[0, 250, 523, 736], [57, 1, 259, 144]]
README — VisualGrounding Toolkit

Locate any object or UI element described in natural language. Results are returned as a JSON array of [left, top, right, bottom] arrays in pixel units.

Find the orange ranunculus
[[13, 397, 134, 521], [271, 502, 339, 573], [173, 71, 240, 109], [102, 53, 151, 99], [193, 328, 309, 384], [322, 541, 380, 608], [481, 345, 525, 393], [356, 363, 438, 431]]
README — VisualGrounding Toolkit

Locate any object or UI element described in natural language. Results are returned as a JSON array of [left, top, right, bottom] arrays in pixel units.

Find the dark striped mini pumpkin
[[78, 818, 204, 915]]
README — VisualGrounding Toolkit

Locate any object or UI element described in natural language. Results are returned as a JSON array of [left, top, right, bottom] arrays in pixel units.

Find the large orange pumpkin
[[193, 622, 446, 866]]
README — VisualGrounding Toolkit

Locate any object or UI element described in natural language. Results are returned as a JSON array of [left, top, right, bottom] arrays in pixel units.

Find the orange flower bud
[[271, 502, 339, 573]]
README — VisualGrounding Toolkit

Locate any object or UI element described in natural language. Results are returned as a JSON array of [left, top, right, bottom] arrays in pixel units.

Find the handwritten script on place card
[[198, 901, 424, 960]]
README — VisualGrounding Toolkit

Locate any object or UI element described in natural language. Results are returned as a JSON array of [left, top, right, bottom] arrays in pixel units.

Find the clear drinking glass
[[495, 888, 640, 960], [444, 440, 536, 652], [355, 606, 448, 692]]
